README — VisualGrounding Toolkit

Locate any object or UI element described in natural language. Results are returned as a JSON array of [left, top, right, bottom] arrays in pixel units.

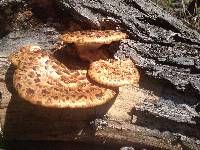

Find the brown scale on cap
[[59, 30, 127, 50], [10, 45, 117, 108], [59, 30, 127, 61], [8, 45, 41, 66], [88, 59, 140, 87]]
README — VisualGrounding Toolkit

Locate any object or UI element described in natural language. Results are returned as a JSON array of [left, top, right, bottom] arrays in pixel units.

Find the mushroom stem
[[76, 43, 104, 52]]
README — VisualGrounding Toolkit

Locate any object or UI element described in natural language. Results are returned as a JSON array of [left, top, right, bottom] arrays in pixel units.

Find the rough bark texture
[[57, 0, 200, 94], [0, 0, 200, 149]]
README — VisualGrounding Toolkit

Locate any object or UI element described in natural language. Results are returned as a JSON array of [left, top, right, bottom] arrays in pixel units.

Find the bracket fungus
[[8, 45, 41, 66], [59, 30, 127, 62], [9, 30, 139, 109], [59, 30, 140, 87], [88, 59, 140, 87], [59, 30, 127, 51], [9, 45, 117, 108]]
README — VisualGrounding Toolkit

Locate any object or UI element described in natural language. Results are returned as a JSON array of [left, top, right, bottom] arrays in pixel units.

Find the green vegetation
[[153, 0, 173, 8], [152, 0, 200, 32]]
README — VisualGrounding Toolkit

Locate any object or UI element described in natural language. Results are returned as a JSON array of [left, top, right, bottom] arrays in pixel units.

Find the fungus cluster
[[9, 30, 140, 109]]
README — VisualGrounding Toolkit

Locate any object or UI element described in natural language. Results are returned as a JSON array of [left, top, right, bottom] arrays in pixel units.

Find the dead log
[[56, 0, 200, 94], [0, 0, 200, 149]]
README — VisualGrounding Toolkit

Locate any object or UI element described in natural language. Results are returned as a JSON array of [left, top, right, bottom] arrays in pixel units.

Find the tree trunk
[[0, 0, 200, 149]]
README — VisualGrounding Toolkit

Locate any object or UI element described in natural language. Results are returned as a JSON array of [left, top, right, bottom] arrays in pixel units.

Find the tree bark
[[0, 0, 200, 149]]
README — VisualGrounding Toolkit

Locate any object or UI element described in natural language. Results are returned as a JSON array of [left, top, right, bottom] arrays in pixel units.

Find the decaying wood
[[0, 52, 199, 149], [0, 0, 200, 149], [0, 62, 192, 150]]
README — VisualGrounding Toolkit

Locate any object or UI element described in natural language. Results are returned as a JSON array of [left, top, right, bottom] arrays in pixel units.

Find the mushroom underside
[[78, 48, 110, 62], [59, 30, 127, 54]]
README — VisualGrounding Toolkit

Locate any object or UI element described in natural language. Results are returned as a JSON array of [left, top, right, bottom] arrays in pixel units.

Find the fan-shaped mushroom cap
[[88, 59, 140, 87], [59, 30, 127, 50], [11, 46, 117, 108]]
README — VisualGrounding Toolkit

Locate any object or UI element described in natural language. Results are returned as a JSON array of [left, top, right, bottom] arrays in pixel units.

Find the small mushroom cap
[[88, 59, 140, 87], [59, 30, 127, 46], [11, 46, 117, 108]]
